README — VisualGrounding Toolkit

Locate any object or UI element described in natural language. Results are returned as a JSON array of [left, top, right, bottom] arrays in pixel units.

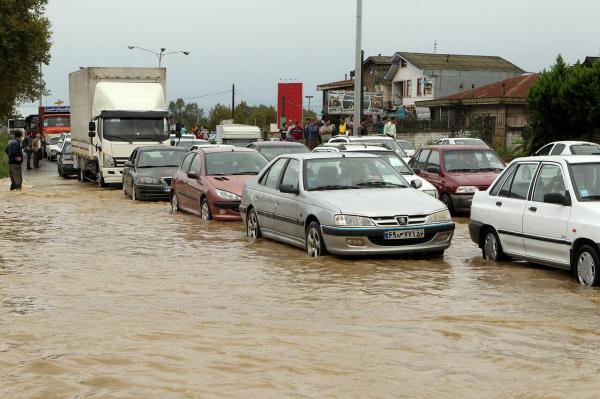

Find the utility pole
[[434, 40, 438, 54], [232, 84, 235, 121], [38, 62, 43, 107], [353, 0, 363, 136], [305, 95, 314, 114]]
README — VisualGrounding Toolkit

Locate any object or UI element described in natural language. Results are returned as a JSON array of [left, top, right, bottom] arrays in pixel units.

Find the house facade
[[385, 52, 525, 110]]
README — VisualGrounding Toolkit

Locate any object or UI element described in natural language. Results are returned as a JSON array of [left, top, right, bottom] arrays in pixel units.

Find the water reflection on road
[[1, 162, 600, 398]]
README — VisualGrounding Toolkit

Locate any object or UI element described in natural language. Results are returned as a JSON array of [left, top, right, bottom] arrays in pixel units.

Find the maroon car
[[409, 145, 505, 213], [170, 147, 269, 221]]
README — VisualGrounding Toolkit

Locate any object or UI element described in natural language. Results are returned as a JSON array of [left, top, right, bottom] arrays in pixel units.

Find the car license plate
[[384, 229, 425, 240], [163, 186, 171, 192]]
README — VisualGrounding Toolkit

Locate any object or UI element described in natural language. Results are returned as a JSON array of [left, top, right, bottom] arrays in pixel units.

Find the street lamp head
[[160, 47, 166, 53], [183, 51, 190, 55], [127, 46, 134, 50]]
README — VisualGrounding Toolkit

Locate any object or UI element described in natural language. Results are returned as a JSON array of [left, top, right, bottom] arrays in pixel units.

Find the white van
[[216, 124, 261, 147]]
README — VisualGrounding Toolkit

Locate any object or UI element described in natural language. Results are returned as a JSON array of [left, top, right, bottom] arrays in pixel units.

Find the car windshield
[[452, 138, 488, 147], [571, 163, 600, 201], [260, 146, 309, 161], [571, 144, 600, 155], [43, 116, 70, 128], [49, 137, 60, 145], [62, 142, 72, 154], [367, 151, 413, 174], [137, 149, 187, 168], [397, 141, 415, 150], [103, 117, 168, 142], [354, 139, 408, 157], [205, 151, 268, 176], [444, 150, 504, 172], [305, 157, 409, 191], [176, 139, 209, 149]]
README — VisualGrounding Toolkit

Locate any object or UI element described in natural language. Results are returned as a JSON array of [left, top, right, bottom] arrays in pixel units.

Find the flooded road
[[2, 161, 600, 398]]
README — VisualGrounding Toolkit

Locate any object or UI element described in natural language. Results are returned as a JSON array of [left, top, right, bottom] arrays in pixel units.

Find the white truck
[[69, 67, 170, 186], [216, 123, 262, 147]]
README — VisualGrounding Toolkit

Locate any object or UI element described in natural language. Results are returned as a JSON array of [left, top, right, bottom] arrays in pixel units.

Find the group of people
[[190, 125, 210, 140], [280, 115, 399, 150], [4, 131, 46, 191]]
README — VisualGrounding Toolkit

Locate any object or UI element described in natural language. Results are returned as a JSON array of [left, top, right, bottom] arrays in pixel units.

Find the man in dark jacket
[[5, 131, 24, 190]]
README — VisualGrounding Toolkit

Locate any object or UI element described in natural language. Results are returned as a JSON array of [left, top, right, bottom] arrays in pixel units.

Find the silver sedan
[[240, 153, 455, 257]]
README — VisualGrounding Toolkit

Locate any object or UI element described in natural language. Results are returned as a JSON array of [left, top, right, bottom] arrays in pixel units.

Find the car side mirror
[[187, 171, 199, 180], [280, 184, 299, 195], [544, 192, 571, 206], [411, 179, 423, 189], [412, 168, 421, 174], [124, 161, 133, 168], [427, 166, 440, 174]]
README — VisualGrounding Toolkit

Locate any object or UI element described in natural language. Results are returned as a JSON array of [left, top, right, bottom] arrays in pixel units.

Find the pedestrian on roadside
[[338, 118, 347, 135], [4, 131, 24, 190], [384, 117, 397, 139], [285, 120, 295, 141], [319, 118, 334, 143], [359, 118, 368, 136], [32, 132, 43, 168], [305, 118, 320, 150], [291, 121, 304, 142], [22, 134, 33, 170], [191, 125, 200, 138], [279, 122, 287, 141]]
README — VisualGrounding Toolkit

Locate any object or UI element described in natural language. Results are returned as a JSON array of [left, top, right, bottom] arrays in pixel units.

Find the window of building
[[406, 80, 413, 97], [417, 78, 423, 96]]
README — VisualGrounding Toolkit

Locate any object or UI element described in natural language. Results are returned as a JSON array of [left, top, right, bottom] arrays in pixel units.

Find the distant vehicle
[[171, 138, 210, 149], [57, 139, 77, 178], [57, 132, 71, 148], [189, 144, 231, 151], [216, 124, 262, 147], [170, 147, 269, 220], [70, 67, 170, 187], [410, 145, 505, 213], [396, 140, 416, 157], [534, 141, 600, 156], [340, 144, 438, 198], [470, 155, 600, 286], [38, 105, 70, 144], [435, 138, 490, 148], [122, 146, 188, 201], [247, 141, 310, 161], [327, 135, 410, 161], [8, 119, 26, 138], [240, 152, 454, 257], [46, 136, 61, 161]]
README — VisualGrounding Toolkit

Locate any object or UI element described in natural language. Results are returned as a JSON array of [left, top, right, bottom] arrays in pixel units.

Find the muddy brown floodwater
[[2, 161, 600, 398]]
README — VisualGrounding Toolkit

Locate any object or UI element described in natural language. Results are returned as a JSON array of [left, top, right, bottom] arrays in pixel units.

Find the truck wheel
[[79, 168, 85, 183], [96, 172, 107, 188]]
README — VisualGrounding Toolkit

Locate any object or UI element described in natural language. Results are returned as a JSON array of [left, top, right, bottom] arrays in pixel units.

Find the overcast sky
[[19, 0, 600, 116]]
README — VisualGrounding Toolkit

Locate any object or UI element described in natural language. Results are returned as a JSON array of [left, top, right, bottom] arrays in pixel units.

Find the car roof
[[421, 145, 493, 151], [250, 141, 307, 148], [514, 155, 600, 164], [546, 141, 599, 146], [192, 146, 257, 154], [342, 145, 394, 152], [139, 146, 187, 151], [282, 152, 379, 160]]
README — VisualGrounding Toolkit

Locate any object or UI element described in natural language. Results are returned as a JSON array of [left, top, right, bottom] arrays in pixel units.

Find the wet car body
[[410, 145, 505, 213], [240, 152, 454, 256], [57, 139, 77, 177], [122, 146, 188, 201], [247, 141, 310, 161], [171, 147, 269, 221]]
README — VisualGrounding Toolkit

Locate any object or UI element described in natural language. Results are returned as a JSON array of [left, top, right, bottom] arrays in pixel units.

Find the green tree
[[168, 98, 206, 129], [208, 103, 232, 129], [0, 0, 52, 119]]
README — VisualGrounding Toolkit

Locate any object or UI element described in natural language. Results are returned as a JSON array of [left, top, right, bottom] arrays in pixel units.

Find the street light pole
[[305, 95, 314, 114], [353, 0, 363, 136], [128, 46, 190, 67]]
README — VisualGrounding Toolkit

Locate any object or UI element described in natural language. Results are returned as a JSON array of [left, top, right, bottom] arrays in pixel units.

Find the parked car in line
[[470, 155, 600, 286], [57, 139, 77, 178], [534, 141, 600, 156], [122, 146, 188, 201], [247, 141, 310, 161], [396, 140, 416, 157], [435, 137, 490, 148], [172, 138, 210, 150], [240, 152, 455, 257], [57, 132, 71, 148], [410, 145, 505, 213], [170, 147, 269, 220], [46, 136, 61, 161], [327, 135, 410, 162], [314, 144, 438, 198], [189, 144, 231, 151]]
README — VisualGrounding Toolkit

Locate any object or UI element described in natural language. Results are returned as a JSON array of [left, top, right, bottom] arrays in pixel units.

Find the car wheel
[[246, 208, 261, 238], [575, 245, 600, 287], [306, 221, 327, 257], [441, 193, 454, 213], [201, 198, 212, 220], [58, 164, 63, 177], [482, 229, 506, 261], [171, 192, 180, 211], [131, 185, 138, 201]]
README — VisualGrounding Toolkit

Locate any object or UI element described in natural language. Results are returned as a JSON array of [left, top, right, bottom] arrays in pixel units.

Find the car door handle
[[529, 206, 537, 212], [495, 201, 502, 207]]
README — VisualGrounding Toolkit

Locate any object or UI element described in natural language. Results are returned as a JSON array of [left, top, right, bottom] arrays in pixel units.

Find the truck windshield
[[103, 118, 168, 142], [9, 120, 26, 129], [44, 116, 70, 127]]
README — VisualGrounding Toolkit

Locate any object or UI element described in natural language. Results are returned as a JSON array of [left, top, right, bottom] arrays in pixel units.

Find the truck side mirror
[[88, 121, 96, 138]]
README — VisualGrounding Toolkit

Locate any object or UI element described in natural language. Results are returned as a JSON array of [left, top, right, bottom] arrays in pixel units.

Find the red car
[[170, 147, 269, 220], [409, 145, 505, 213]]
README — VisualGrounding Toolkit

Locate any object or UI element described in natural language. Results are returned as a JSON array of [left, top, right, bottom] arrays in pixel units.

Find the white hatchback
[[469, 155, 600, 286], [534, 141, 600, 156]]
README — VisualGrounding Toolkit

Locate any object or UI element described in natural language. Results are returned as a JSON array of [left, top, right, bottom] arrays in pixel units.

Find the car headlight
[[334, 214, 375, 227], [137, 176, 162, 185], [423, 189, 438, 198], [215, 189, 241, 200], [455, 186, 479, 194], [427, 209, 451, 224], [103, 154, 116, 168]]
